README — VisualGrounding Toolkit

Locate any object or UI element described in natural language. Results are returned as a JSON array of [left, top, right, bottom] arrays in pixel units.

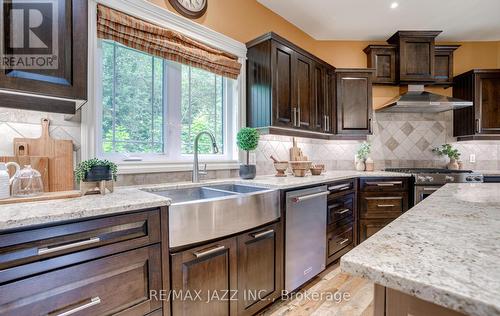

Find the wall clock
[[168, 0, 208, 19]]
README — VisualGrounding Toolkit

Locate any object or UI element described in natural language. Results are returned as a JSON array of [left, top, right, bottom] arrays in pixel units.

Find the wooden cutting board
[[0, 156, 50, 192], [14, 118, 74, 192]]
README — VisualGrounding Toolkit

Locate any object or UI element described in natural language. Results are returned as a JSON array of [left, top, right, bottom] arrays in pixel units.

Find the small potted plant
[[432, 144, 461, 170], [75, 158, 118, 183], [236, 127, 260, 179], [355, 142, 371, 171]]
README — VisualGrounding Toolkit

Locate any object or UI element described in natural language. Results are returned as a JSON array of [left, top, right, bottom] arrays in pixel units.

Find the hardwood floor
[[260, 263, 374, 316]]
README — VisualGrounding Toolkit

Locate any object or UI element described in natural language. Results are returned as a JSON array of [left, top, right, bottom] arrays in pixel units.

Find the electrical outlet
[[469, 154, 476, 163]]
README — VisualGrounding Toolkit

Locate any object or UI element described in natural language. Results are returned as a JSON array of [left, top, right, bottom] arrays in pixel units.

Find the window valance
[[97, 4, 241, 79]]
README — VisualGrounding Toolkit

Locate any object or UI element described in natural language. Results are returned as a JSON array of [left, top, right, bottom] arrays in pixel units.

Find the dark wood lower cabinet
[[171, 238, 238, 316], [359, 218, 395, 242], [237, 223, 283, 316], [170, 221, 283, 316], [0, 245, 162, 316]]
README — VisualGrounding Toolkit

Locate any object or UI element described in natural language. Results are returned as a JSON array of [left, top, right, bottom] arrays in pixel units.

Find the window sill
[[116, 160, 240, 174]]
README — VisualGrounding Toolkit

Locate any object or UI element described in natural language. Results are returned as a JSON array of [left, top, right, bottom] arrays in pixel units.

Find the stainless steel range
[[385, 168, 483, 204]]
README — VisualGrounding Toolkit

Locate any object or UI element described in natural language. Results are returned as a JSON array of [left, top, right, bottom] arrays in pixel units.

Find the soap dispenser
[[0, 162, 20, 200]]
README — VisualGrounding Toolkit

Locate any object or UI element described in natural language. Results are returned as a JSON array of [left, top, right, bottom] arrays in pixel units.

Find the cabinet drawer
[[0, 209, 160, 270], [359, 218, 395, 243], [0, 245, 162, 316], [327, 224, 353, 258], [360, 195, 404, 219], [327, 179, 355, 196], [360, 178, 408, 192], [327, 193, 354, 229]]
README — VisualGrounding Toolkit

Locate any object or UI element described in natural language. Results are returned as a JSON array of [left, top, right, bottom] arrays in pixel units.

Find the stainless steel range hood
[[376, 85, 473, 113]]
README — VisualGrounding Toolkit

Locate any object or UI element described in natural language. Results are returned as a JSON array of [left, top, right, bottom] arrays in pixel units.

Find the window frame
[[83, 0, 247, 174]]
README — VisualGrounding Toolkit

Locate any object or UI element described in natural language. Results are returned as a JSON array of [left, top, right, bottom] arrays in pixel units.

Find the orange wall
[[148, 0, 500, 108]]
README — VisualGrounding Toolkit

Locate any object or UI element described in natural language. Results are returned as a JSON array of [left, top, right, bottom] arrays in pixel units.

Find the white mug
[[0, 162, 21, 199]]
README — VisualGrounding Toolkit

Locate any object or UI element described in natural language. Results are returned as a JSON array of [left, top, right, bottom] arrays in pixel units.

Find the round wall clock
[[169, 0, 208, 19]]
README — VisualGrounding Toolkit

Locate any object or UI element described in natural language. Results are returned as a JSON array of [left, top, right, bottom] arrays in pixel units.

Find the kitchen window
[[96, 40, 236, 162]]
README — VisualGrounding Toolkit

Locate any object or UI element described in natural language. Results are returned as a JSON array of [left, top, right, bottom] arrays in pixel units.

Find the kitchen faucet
[[192, 131, 219, 183]]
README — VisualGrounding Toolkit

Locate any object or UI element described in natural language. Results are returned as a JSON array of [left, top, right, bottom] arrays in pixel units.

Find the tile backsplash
[[0, 108, 81, 165], [256, 112, 500, 174]]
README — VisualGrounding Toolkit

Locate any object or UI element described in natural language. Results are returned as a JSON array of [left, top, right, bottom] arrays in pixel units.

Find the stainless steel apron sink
[[144, 184, 280, 248]]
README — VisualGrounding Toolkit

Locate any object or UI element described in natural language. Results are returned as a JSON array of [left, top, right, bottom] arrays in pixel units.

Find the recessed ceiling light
[[390, 2, 399, 9]]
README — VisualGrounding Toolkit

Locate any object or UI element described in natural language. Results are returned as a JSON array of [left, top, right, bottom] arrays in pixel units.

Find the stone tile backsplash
[[0, 108, 81, 166], [256, 112, 500, 174]]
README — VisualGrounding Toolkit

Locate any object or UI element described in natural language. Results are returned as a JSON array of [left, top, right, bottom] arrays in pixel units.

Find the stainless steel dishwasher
[[285, 185, 328, 292]]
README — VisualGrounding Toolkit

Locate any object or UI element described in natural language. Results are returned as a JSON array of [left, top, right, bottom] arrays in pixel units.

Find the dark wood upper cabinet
[[434, 45, 460, 85], [246, 32, 337, 139], [295, 53, 314, 129], [453, 69, 500, 140], [387, 30, 441, 83], [363, 45, 397, 84], [335, 68, 374, 135], [0, 0, 87, 114]]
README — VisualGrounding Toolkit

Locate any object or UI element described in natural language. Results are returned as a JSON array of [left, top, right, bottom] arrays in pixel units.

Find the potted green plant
[[355, 142, 371, 171], [75, 158, 118, 183], [432, 144, 461, 170], [236, 127, 260, 179]]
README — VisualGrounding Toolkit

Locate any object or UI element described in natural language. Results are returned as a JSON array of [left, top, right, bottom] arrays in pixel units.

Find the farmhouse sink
[[148, 186, 236, 204], [144, 184, 280, 249]]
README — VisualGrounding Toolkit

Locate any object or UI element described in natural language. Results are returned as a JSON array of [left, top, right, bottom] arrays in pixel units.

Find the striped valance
[[97, 4, 241, 79]]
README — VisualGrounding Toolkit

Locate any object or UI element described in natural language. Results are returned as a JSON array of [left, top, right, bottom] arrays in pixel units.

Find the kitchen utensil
[[14, 118, 74, 192], [270, 155, 280, 163], [289, 138, 305, 161], [273, 162, 289, 177], [292, 168, 307, 177], [0, 156, 49, 192], [289, 161, 312, 171], [0, 190, 82, 205], [11, 165, 44, 197], [0, 162, 20, 200], [310, 165, 325, 176], [365, 158, 374, 171]]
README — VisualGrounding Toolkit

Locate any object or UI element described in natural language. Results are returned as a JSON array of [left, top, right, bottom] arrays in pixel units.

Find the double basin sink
[[144, 184, 280, 249]]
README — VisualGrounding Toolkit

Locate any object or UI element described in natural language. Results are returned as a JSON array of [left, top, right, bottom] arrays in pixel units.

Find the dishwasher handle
[[292, 191, 329, 203]]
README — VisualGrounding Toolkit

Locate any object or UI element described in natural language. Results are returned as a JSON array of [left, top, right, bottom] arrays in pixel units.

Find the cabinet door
[[171, 238, 237, 316], [359, 218, 394, 243], [295, 53, 314, 129], [476, 73, 500, 134], [365, 45, 396, 84], [313, 64, 330, 132], [0, 0, 87, 112], [398, 37, 435, 82], [237, 222, 283, 316], [271, 41, 294, 127], [336, 71, 373, 135]]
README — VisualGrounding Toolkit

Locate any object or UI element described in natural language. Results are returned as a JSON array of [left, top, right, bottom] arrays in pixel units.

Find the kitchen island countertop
[[341, 183, 500, 316]]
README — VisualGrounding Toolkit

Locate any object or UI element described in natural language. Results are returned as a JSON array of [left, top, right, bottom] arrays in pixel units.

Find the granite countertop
[[341, 183, 500, 316], [0, 170, 409, 232], [0, 188, 171, 231]]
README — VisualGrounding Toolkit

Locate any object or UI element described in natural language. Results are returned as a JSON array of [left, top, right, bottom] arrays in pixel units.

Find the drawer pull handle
[[293, 191, 330, 203], [328, 184, 350, 191], [252, 229, 274, 239], [339, 238, 350, 245], [377, 204, 395, 208], [336, 208, 350, 215], [366, 181, 403, 187], [56, 297, 101, 316], [38, 237, 101, 255], [193, 245, 226, 258]]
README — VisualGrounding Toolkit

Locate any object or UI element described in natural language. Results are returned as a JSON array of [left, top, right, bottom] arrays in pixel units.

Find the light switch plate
[[469, 154, 476, 163]]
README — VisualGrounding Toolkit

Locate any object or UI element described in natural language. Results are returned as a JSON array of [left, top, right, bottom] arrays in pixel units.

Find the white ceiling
[[257, 0, 500, 41]]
